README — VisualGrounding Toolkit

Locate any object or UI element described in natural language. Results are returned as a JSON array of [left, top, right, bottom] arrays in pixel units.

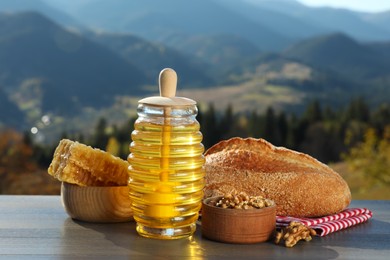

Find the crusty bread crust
[[204, 137, 351, 217], [48, 139, 129, 186]]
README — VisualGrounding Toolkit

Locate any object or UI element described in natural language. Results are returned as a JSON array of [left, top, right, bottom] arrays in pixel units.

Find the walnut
[[208, 192, 274, 209], [274, 221, 316, 247]]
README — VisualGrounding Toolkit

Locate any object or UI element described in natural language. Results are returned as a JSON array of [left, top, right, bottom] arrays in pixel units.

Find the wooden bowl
[[61, 182, 133, 223], [201, 196, 276, 244]]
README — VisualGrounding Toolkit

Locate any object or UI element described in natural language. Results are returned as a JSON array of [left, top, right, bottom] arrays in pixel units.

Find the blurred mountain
[[0, 12, 148, 116], [221, 52, 358, 101], [5, 0, 390, 51], [219, 0, 328, 39], [60, 0, 292, 51], [85, 32, 215, 87], [366, 42, 390, 60], [244, 0, 390, 42], [359, 11, 390, 34], [40, 0, 390, 54], [0, 0, 81, 28], [164, 34, 261, 68], [283, 33, 390, 80], [177, 53, 363, 116]]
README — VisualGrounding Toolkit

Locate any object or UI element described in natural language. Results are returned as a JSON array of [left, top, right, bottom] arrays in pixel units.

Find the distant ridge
[[0, 0, 81, 27], [86, 32, 215, 87], [73, 0, 292, 51], [0, 12, 148, 115], [283, 33, 390, 80], [246, 0, 390, 41]]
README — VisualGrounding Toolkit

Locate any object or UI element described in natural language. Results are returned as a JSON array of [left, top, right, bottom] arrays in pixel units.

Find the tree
[[371, 103, 390, 136], [93, 117, 109, 150], [276, 112, 288, 146], [323, 105, 336, 121], [247, 110, 263, 138], [201, 103, 220, 149], [263, 106, 277, 144], [106, 137, 121, 157], [0, 129, 37, 193], [286, 113, 298, 148], [220, 104, 235, 139], [343, 126, 390, 186], [113, 117, 136, 159], [344, 97, 370, 122], [299, 122, 343, 163], [303, 100, 322, 123]]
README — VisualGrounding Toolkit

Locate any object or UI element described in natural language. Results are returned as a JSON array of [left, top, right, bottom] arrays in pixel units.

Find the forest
[[0, 98, 389, 198]]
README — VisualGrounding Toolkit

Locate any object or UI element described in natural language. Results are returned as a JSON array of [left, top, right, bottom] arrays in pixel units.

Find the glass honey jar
[[128, 68, 205, 239]]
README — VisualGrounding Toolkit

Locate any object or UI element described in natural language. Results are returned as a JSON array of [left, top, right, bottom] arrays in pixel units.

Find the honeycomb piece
[[48, 139, 129, 186]]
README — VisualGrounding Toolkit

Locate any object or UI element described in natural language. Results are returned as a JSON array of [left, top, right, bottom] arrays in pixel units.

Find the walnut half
[[274, 221, 317, 247]]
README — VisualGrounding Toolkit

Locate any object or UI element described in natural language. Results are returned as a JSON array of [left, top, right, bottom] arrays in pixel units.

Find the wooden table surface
[[0, 196, 389, 259]]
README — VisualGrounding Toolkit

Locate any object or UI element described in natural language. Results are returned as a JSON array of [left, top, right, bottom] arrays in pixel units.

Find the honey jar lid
[[138, 68, 196, 107]]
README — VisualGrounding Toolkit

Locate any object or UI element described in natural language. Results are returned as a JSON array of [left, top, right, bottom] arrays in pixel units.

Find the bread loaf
[[48, 139, 129, 186], [204, 137, 351, 217]]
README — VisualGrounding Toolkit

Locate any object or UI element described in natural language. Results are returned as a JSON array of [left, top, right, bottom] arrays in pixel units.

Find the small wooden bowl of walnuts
[[201, 193, 276, 244]]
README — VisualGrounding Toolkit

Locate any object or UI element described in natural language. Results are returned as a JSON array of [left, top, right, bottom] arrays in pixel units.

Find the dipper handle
[[159, 68, 177, 98]]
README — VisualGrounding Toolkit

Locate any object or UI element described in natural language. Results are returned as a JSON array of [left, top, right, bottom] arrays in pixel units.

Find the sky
[[298, 0, 390, 13]]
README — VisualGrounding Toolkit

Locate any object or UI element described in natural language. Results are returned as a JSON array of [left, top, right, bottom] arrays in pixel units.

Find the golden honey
[[128, 104, 205, 239]]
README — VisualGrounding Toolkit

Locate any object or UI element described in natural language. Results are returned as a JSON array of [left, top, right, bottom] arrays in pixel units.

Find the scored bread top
[[48, 139, 129, 186], [204, 137, 351, 217]]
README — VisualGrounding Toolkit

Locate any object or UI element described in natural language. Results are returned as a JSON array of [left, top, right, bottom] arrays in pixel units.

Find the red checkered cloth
[[276, 208, 373, 236]]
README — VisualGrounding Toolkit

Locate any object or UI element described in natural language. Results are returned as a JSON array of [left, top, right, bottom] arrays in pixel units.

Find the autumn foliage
[[0, 129, 60, 194], [343, 126, 390, 188]]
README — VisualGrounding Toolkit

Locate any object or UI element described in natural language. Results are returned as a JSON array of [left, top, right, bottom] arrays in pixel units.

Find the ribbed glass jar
[[128, 103, 205, 239]]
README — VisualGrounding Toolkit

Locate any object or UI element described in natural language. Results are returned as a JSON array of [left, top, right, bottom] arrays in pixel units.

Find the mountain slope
[[245, 0, 390, 42], [0, 89, 25, 128], [283, 33, 390, 80], [0, 12, 148, 115], [219, 0, 328, 39], [366, 42, 390, 60], [44, 0, 390, 46], [72, 0, 291, 51], [164, 34, 261, 67], [360, 11, 390, 34], [0, 0, 81, 28], [86, 32, 215, 87], [178, 54, 359, 115]]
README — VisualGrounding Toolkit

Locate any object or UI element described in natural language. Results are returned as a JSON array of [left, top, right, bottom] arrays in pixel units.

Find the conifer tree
[[201, 103, 220, 149], [304, 100, 322, 123], [277, 112, 288, 146], [371, 103, 390, 135], [220, 104, 234, 139], [93, 117, 109, 150], [344, 97, 370, 122], [248, 110, 262, 138], [263, 106, 277, 144]]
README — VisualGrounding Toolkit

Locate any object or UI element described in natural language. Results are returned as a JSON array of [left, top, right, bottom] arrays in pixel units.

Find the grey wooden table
[[0, 196, 389, 259]]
